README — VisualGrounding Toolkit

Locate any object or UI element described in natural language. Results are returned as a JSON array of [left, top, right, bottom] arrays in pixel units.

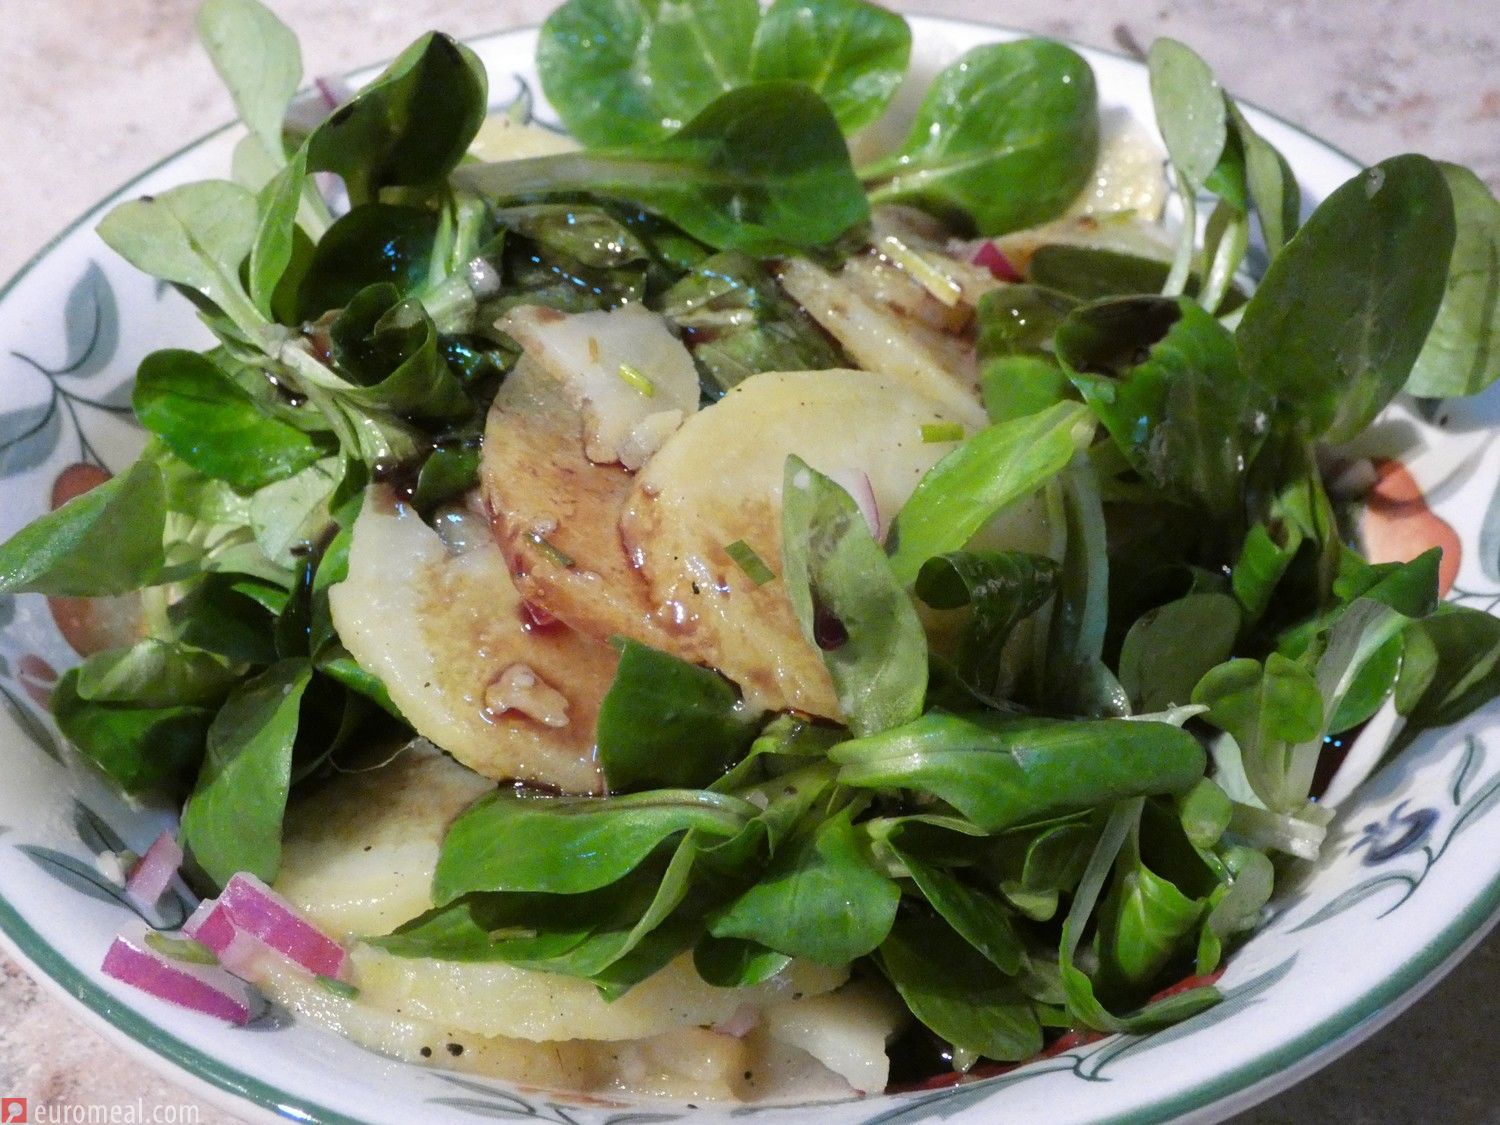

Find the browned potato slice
[[620, 369, 974, 718], [481, 359, 693, 655], [329, 484, 613, 794]]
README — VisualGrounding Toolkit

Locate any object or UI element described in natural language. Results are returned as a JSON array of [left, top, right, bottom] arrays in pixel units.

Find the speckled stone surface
[[0, 3, 1497, 1122]]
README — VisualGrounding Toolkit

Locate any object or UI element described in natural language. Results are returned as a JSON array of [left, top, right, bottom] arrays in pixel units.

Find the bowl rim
[[2, 13, 1497, 1125]]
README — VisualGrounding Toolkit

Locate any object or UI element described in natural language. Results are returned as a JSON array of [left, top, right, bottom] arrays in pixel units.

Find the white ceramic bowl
[[1, 16, 1497, 1125]]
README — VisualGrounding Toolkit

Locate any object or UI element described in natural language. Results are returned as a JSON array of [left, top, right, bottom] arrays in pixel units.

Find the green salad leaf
[[661, 250, 844, 395], [179, 658, 313, 885], [831, 712, 1207, 831], [1406, 162, 1500, 398], [1056, 295, 1265, 519], [879, 909, 1042, 1060], [887, 401, 1089, 584], [455, 83, 869, 256], [862, 39, 1099, 235], [709, 807, 901, 965], [305, 33, 488, 205], [538, 0, 909, 146], [50, 661, 223, 796], [1118, 593, 1241, 713], [750, 0, 912, 134], [97, 182, 265, 343], [432, 789, 755, 902], [196, 0, 302, 163], [538, 0, 761, 147], [1146, 39, 1227, 192], [0, 455, 168, 597], [597, 640, 760, 792], [133, 349, 326, 491], [782, 457, 927, 736], [893, 847, 1025, 974], [1237, 154, 1457, 442], [914, 550, 1059, 694]]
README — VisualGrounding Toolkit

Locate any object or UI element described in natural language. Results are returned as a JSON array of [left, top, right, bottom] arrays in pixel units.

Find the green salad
[[4, 0, 1500, 1095]]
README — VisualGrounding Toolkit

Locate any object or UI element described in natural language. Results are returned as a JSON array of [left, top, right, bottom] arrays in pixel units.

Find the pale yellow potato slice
[[260, 955, 856, 1101], [328, 485, 613, 794], [991, 213, 1176, 276], [352, 945, 846, 1043], [841, 251, 982, 339], [276, 739, 493, 940], [620, 369, 972, 717], [868, 207, 1005, 316], [1065, 108, 1169, 221], [759, 979, 905, 1095], [500, 303, 699, 469], [468, 115, 580, 162], [273, 740, 850, 1069], [481, 359, 694, 655], [775, 258, 989, 430]]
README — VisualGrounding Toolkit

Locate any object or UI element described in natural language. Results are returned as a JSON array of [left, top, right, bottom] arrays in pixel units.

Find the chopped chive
[[316, 974, 361, 1000], [528, 532, 575, 568], [486, 926, 539, 941], [879, 235, 963, 307], [617, 362, 656, 397], [726, 539, 776, 586], [144, 932, 219, 966], [921, 421, 965, 444]]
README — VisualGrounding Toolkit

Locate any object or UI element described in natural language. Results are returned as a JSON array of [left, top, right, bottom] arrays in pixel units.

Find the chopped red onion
[[520, 599, 561, 631], [971, 241, 1023, 282], [217, 873, 349, 980], [182, 899, 264, 977], [284, 75, 356, 133], [314, 171, 351, 219], [314, 76, 355, 112], [125, 831, 182, 908], [102, 922, 255, 1025], [825, 468, 883, 541], [711, 1003, 761, 1039]]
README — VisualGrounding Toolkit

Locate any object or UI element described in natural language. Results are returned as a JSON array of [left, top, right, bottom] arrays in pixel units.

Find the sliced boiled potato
[[276, 739, 492, 940], [759, 979, 905, 1095], [620, 369, 973, 717], [351, 945, 846, 1043], [841, 251, 981, 338], [481, 359, 690, 653], [869, 207, 1005, 314], [991, 213, 1176, 276], [260, 957, 855, 1101], [329, 485, 614, 794], [776, 258, 989, 430], [1065, 107, 1169, 221], [500, 304, 699, 469], [468, 114, 580, 162]]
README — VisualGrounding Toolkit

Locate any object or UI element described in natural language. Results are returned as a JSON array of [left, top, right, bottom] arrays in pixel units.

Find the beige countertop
[[1, 2, 1497, 1122]]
